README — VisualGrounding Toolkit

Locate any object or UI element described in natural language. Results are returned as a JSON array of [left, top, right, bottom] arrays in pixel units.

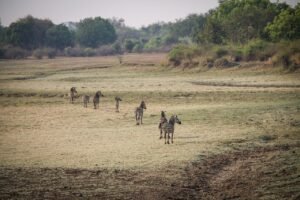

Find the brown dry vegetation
[[0, 53, 299, 199]]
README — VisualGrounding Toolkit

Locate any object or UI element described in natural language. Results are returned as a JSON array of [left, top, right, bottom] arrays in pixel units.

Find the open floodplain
[[0, 53, 299, 199]]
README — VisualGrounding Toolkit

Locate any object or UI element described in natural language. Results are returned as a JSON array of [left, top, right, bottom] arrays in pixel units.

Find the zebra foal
[[159, 111, 168, 139], [135, 101, 147, 125]]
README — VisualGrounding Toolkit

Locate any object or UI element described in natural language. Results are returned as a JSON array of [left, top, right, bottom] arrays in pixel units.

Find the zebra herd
[[69, 87, 181, 144]]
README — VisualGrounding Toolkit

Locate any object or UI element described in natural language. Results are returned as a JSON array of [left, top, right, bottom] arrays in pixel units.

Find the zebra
[[115, 96, 122, 112], [93, 91, 104, 109], [69, 87, 77, 104], [135, 101, 147, 125], [162, 115, 182, 144], [159, 111, 168, 139], [82, 95, 90, 108]]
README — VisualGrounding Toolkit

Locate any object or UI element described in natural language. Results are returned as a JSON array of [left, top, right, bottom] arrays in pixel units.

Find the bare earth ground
[[0, 54, 299, 199]]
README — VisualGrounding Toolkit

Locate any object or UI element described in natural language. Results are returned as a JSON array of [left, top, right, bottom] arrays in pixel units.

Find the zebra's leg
[[141, 114, 143, 124], [164, 131, 167, 144], [160, 128, 162, 139], [171, 132, 174, 143], [167, 132, 170, 144], [136, 113, 139, 125]]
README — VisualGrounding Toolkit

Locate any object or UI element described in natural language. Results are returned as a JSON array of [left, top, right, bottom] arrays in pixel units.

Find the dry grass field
[[0, 53, 299, 199]]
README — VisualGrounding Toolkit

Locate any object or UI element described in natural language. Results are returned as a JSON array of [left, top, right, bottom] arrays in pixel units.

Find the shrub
[[132, 43, 143, 53], [214, 58, 230, 67], [33, 49, 44, 59], [96, 45, 116, 56], [0, 48, 5, 59], [242, 39, 268, 61], [168, 45, 200, 66], [64, 47, 85, 57], [4, 47, 28, 59], [144, 37, 161, 50], [84, 48, 96, 57], [214, 47, 228, 58], [162, 34, 178, 45], [271, 40, 300, 71], [45, 48, 56, 59], [112, 42, 122, 54], [124, 39, 135, 53], [168, 45, 187, 66], [230, 49, 243, 61]]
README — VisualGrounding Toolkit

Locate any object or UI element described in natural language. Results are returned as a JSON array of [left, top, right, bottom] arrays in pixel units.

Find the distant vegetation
[[0, 0, 299, 70]]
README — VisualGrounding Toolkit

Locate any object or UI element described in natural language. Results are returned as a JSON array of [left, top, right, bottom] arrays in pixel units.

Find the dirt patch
[[164, 143, 300, 200], [1, 144, 299, 200]]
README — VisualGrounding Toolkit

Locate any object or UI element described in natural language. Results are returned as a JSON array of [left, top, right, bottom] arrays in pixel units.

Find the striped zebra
[[82, 95, 90, 108], [115, 96, 122, 112], [135, 101, 147, 125], [93, 91, 104, 109], [159, 111, 168, 139], [162, 115, 181, 144], [69, 87, 77, 104]]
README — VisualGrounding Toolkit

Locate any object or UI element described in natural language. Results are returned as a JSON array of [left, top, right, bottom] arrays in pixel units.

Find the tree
[[265, 4, 300, 41], [124, 39, 135, 52], [170, 14, 206, 40], [76, 17, 117, 48], [197, 0, 284, 44], [112, 42, 122, 54], [0, 23, 7, 44], [6, 15, 53, 49], [46, 24, 74, 49]]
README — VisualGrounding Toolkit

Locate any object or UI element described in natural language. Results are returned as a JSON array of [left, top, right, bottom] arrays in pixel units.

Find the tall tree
[[265, 4, 300, 41], [76, 17, 117, 48], [170, 14, 206, 40], [0, 23, 7, 44], [198, 0, 286, 44], [46, 24, 74, 49], [6, 15, 53, 49]]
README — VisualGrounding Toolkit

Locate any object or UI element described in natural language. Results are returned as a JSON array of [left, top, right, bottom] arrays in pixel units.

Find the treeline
[[0, 0, 299, 62], [0, 14, 202, 59], [0, 15, 118, 59], [167, 0, 300, 70]]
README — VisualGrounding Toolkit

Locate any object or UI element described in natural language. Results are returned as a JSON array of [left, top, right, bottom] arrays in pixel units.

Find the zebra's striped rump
[[82, 95, 90, 108], [162, 115, 181, 144], [93, 91, 104, 109]]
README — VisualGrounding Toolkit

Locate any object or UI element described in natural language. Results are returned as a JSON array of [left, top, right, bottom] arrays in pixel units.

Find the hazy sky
[[0, 0, 299, 28]]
